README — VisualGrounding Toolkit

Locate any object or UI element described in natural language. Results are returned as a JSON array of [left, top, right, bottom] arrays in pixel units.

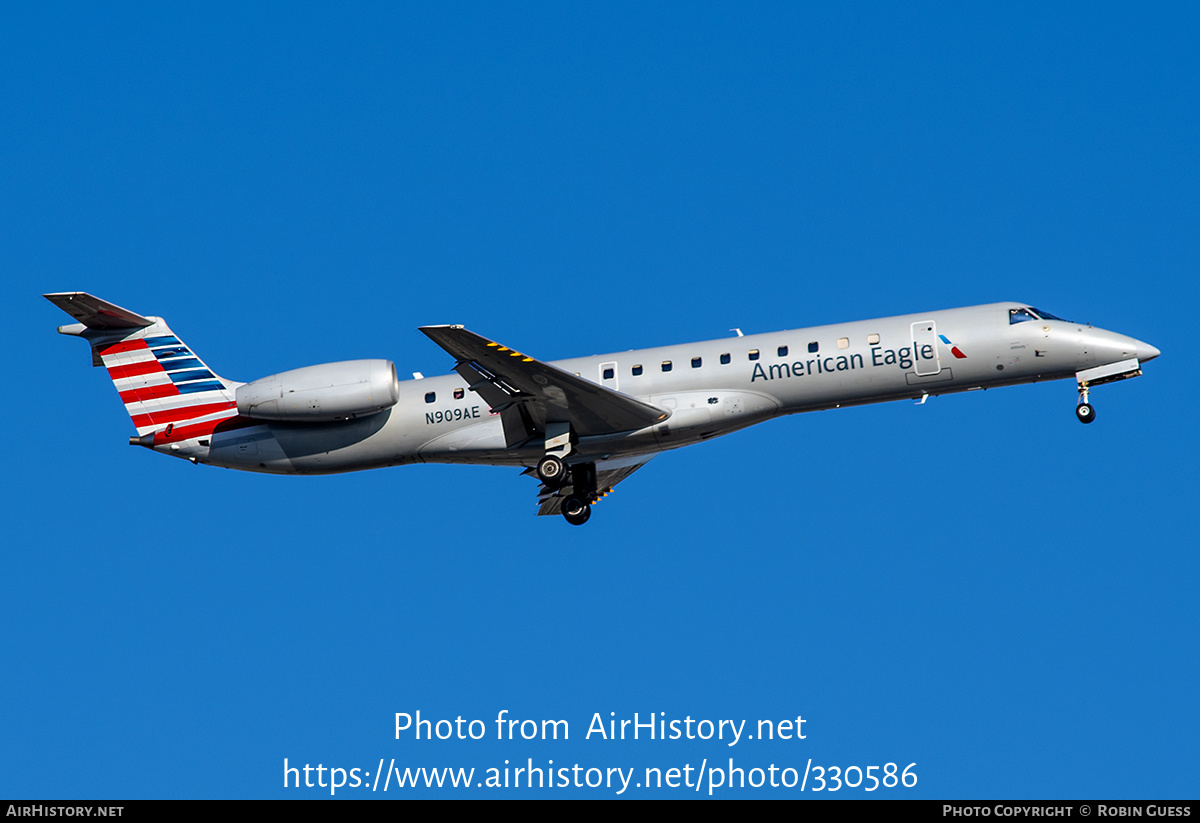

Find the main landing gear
[[561, 495, 591, 526], [535, 421, 597, 525], [558, 462, 602, 526], [537, 455, 597, 524], [536, 454, 567, 485], [538, 421, 573, 486], [534, 423, 613, 525]]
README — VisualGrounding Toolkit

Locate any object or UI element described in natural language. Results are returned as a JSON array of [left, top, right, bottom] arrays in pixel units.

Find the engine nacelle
[[236, 360, 400, 422]]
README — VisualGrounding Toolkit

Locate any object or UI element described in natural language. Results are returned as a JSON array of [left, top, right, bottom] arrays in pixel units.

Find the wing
[[419, 325, 669, 445], [536, 454, 655, 516]]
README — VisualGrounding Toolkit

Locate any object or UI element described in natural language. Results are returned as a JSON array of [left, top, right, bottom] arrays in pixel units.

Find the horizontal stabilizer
[[43, 292, 154, 330]]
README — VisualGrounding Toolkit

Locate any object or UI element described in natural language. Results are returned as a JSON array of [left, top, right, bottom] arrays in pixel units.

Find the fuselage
[[184, 302, 1157, 476]]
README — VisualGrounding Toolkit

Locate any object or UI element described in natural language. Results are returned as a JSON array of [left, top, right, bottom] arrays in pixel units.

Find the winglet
[[43, 292, 154, 330]]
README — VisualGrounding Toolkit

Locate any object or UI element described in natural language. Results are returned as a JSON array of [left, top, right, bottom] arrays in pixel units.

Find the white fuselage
[[189, 302, 1157, 475]]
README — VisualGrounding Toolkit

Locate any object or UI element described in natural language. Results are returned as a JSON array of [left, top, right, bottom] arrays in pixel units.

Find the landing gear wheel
[[536, 455, 567, 485], [562, 496, 591, 526], [1076, 403, 1096, 424]]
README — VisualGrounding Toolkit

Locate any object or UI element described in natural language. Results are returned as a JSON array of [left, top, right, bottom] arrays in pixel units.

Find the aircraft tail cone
[[129, 433, 155, 448]]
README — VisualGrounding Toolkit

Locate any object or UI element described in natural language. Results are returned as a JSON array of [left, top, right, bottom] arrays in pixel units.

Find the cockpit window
[[1030, 307, 1069, 322], [1009, 308, 1038, 324]]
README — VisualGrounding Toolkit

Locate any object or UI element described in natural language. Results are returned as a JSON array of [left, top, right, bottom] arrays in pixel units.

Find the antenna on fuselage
[[730, 328, 744, 337]]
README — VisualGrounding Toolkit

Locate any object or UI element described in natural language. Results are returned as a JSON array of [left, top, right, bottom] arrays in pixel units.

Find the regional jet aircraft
[[46, 293, 1158, 525]]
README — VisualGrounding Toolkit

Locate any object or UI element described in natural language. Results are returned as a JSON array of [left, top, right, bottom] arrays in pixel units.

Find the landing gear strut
[[533, 424, 600, 524], [538, 421, 573, 485], [1072, 358, 1146, 424], [1076, 383, 1096, 424]]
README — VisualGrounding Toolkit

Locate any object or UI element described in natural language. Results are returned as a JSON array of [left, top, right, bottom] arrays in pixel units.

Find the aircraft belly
[[207, 428, 296, 474], [418, 415, 521, 465], [206, 407, 428, 474], [648, 390, 779, 447]]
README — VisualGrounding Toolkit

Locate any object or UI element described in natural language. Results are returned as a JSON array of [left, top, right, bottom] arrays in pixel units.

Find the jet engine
[[236, 360, 400, 422]]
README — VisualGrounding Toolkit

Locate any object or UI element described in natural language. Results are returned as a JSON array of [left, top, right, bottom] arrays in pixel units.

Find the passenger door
[[911, 321, 942, 376]]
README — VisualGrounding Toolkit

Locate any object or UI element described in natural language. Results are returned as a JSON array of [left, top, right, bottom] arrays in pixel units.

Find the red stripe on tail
[[107, 360, 165, 379], [99, 340, 149, 355], [120, 383, 182, 403], [131, 401, 237, 430]]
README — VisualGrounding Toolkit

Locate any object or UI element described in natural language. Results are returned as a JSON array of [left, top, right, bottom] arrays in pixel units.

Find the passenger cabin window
[[867, 333, 880, 344], [838, 337, 849, 349], [748, 349, 760, 361], [425, 392, 436, 403], [1010, 308, 1038, 324], [661, 361, 672, 372], [691, 357, 702, 368], [453, 388, 464, 400], [720, 353, 731, 365], [632, 364, 643, 376], [808, 341, 819, 353], [603, 367, 614, 380], [777, 345, 788, 357]]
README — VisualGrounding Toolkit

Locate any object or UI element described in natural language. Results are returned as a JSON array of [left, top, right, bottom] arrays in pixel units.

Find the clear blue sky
[[3, 3, 1196, 798]]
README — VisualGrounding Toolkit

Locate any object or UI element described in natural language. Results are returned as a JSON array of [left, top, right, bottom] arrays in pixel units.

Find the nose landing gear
[[1074, 358, 1146, 424], [1076, 383, 1096, 424]]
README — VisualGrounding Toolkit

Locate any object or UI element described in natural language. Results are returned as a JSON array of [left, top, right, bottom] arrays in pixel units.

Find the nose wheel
[[1076, 383, 1096, 424]]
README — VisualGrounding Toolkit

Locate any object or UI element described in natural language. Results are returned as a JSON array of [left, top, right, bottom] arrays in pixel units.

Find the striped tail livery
[[45, 292, 241, 450]]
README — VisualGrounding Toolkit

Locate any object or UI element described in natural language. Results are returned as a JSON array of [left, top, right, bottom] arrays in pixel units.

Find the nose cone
[[1136, 339, 1161, 363], [1079, 328, 1160, 367]]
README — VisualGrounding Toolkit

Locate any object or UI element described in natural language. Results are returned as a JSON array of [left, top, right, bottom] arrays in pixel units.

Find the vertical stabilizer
[[45, 293, 239, 439]]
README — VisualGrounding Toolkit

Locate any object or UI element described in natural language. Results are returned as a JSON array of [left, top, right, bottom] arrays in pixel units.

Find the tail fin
[[45, 292, 239, 438]]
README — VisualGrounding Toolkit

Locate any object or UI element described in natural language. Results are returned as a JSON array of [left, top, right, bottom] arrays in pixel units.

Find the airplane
[[45, 292, 1159, 526]]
